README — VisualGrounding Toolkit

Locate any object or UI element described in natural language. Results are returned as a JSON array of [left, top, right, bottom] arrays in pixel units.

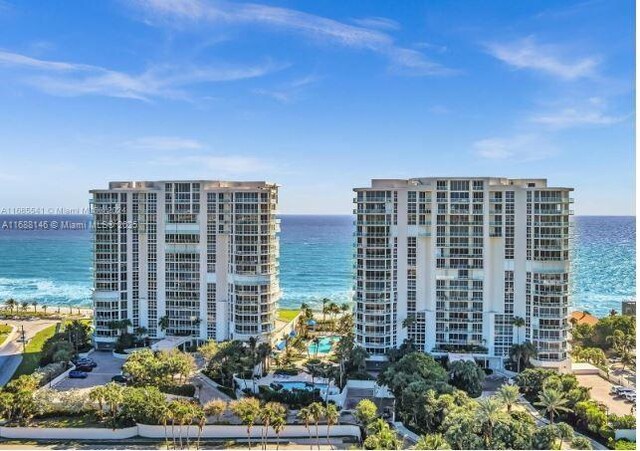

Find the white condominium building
[[90, 180, 280, 350], [354, 177, 573, 370]]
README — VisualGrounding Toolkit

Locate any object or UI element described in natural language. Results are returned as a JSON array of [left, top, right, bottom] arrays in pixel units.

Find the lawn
[[0, 324, 12, 345], [12, 323, 60, 379], [277, 309, 300, 322]]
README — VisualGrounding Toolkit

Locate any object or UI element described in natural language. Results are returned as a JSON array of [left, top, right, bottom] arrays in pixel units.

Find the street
[[0, 319, 59, 386]]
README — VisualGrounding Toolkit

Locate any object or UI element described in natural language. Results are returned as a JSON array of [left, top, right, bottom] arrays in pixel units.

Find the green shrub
[[614, 439, 636, 450], [258, 385, 322, 409], [159, 384, 196, 397], [274, 367, 299, 376]]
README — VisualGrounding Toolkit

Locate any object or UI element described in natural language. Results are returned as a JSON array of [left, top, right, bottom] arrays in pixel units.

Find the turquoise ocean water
[[0, 215, 634, 317]]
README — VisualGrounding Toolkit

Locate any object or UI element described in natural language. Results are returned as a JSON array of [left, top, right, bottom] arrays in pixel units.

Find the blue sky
[[0, 0, 634, 214]]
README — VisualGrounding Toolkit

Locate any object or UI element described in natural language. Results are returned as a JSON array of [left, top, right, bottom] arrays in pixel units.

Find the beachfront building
[[90, 180, 280, 350], [353, 177, 573, 370]]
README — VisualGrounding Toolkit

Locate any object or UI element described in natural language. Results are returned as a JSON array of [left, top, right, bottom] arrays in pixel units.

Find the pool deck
[[259, 371, 330, 387]]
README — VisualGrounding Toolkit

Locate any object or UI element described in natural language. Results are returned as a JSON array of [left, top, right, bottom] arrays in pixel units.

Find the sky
[[0, 0, 635, 215]]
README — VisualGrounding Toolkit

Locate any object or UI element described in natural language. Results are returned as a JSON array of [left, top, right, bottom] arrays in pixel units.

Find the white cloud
[[473, 134, 555, 161], [130, 0, 454, 76], [0, 50, 284, 100], [124, 136, 204, 150], [152, 154, 270, 174], [529, 98, 629, 128], [485, 37, 599, 80], [351, 16, 400, 31], [253, 74, 319, 103]]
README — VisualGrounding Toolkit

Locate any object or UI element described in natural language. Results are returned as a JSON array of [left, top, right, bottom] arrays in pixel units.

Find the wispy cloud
[[473, 134, 555, 161], [485, 36, 599, 80], [253, 74, 319, 103], [0, 49, 284, 100], [124, 136, 204, 150], [130, 0, 454, 76], [529, 97, 629, 129], [152, 154, 270, 173], [351, 16, 400, 31]]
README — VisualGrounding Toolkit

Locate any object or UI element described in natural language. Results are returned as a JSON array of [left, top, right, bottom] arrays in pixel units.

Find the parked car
[[615, 388, 635, 397], [69, 370, 88, 379], [610, 385, 625, 395], [111, 374, 129, 384], [73, 358, 97, 368], [75, 365, 94, 372], [625, 393, 636, 402]]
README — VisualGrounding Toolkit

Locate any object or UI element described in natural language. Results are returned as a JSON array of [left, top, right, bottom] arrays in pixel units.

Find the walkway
[[193, 372, 234, 403]]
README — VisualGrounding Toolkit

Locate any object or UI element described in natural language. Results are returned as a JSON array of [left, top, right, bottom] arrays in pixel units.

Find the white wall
[[0, 424, 360, 441]]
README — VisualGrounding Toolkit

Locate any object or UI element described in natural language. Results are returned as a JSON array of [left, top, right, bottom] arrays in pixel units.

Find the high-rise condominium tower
[[354, 177, 573, 370], [91, 180, 280, 350]]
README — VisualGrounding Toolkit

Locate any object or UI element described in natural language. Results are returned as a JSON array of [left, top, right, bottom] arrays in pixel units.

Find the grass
[[12, 323, 60, 379], [277, 309, 300, 322], [0, 323, 12, 345]]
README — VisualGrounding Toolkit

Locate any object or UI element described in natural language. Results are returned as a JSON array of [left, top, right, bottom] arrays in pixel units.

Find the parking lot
[[54, 351, 124, 391], [576, 374, 635, 416]]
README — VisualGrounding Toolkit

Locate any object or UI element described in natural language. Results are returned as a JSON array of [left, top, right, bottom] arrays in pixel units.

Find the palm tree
[[204, 399, 227, 424], [42, 305, 48, 315], [496, 384, 520, 413], [321, 298, 330, 322], [475, 397, 505, 448], [414, 433, 451, 450], [257, 342, 272, 374], [195, 405, 206, 450], [402, 315, 416, 330], [555, 422, 574, 449], [272, 414, 286, 451], [4, 298, 16, 314], [158, 315, 170, 334], [512, 316, 525, 343], [535, 388, 571, 424], [31, 301, 38, 313], [159, 405, 172, 450], [230, 397, 260, 450], [308, 402, 325, 450], [298, 407, 315, 450], [259, 402, 275, 450], [509, 341, 537, 372], [340, 303, 350, 314], [325, 404, 339, 449], [21, 301, 29, 312]]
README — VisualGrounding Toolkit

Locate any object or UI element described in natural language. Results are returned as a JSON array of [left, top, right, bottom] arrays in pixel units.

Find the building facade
[[354, 177, 573, 370], [91, 180, 280, 349], [621, 299, 635, 316]]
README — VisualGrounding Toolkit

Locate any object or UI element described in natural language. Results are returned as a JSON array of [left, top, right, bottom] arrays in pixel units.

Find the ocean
[[0, 215, 634, 318]]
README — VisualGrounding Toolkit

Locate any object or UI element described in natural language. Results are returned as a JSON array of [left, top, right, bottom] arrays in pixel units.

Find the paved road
[[0, 319, 59, 386]]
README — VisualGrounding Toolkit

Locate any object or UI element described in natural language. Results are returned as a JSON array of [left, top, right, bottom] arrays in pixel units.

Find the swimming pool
[[278, 381, 328, 391], [274, 381, 339, 396], [308, 336, 340, 354]]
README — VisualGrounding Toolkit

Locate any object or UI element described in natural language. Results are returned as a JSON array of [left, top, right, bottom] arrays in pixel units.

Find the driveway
[[0, 319, 59, 386], [576, 374, 635, 416], [54, 351, 124, 391]]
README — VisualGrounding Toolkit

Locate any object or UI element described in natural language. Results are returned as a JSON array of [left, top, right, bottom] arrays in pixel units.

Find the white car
[[610, 385, 625, 395], [624, 393, 636, 402], [615, 387, 635, 396]]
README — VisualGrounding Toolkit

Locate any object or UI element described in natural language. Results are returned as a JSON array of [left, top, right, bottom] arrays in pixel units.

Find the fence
[[598, 368, 635, 388]]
